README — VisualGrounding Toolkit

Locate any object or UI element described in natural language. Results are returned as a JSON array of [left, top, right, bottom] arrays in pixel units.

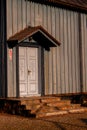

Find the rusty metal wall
[[7, 0, 81, 96]]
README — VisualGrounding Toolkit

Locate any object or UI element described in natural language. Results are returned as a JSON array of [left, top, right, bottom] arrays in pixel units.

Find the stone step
[[69, 108, 87, 113], [36, 107, 87, 118], [47, 100, 71, 107], [41, 97, 61, 103], [58, 104, 81, 110], [21, 97, 61, 105], [36, 110, 68, 118], [21, 99, 41, 105]]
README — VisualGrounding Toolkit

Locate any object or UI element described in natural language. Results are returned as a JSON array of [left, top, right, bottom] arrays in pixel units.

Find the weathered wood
[[6, 0, 83, 96]]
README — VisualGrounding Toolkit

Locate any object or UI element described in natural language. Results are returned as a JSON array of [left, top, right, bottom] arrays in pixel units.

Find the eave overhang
[[7, 26, 60, 50]]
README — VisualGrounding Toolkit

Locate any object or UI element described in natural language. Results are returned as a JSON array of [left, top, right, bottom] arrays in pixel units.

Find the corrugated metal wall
[[81, 14, 87, 92], [7, 0, 81, 96]]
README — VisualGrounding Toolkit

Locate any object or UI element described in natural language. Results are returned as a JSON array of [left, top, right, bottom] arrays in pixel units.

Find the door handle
[[28, 70, 31, 75]]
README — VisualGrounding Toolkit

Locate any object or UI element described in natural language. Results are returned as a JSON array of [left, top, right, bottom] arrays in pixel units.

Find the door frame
[[16, 42, 45, 97]]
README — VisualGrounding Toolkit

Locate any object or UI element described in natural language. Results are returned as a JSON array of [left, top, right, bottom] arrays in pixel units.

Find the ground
[[0, 112, 87, 130]]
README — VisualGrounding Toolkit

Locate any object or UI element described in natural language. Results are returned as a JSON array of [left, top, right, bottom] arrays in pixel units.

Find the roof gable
[[7, 26, 60, 50]]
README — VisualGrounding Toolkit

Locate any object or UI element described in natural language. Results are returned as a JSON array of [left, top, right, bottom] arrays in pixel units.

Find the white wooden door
[[19, 47, 39, 97]]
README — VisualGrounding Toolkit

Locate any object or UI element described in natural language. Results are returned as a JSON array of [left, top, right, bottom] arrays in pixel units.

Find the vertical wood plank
[[60, 9, 65, 93], [71, 12, 76, 93], [48, 49, 53, 94], [22, 0, 26, 29], [63, 10, 69, 93], [74, 12, 80, 93], [30, 2, 35, 26], [12, 0, 18, 34], [67, 11, 72, 93], [17, 0, 22, 31], [7, 0, 12, 38], [81, 14, 86, 92], [35, 4, 39, 26], [38, 4, 43, 25], [55, 8, 61, 94], [51, 7, 57, 94], [44, 50, 49, 95], [26, 1, 31, 26], [43, 5, 47, 29], [84, 15, 87, 91], [47, 6, 51, 34]]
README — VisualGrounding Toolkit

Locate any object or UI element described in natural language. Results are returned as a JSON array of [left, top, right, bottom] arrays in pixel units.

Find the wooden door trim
[[16, 43, 45, 97]]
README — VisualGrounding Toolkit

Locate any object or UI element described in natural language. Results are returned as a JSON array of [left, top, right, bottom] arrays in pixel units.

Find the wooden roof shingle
[[27, 0, 87, 12]]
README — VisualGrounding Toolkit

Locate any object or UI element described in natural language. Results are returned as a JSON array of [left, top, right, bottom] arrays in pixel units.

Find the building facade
[[0, 0, 87, 97]]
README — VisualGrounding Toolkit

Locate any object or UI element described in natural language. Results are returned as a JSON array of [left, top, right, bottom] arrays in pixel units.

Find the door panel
[[19, 47, 39, 97], [19, 47, 28, 96], [27, 48, 38, 95]]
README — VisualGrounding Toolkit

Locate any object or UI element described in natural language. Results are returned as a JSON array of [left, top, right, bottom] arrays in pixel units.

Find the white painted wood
[[19, 47, 28, 96], [27, 48, 39, 96], [19, 47, 39, 97]]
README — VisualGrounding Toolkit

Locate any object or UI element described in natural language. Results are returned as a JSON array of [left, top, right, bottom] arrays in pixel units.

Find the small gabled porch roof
[[7, 26, 60, 50]]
